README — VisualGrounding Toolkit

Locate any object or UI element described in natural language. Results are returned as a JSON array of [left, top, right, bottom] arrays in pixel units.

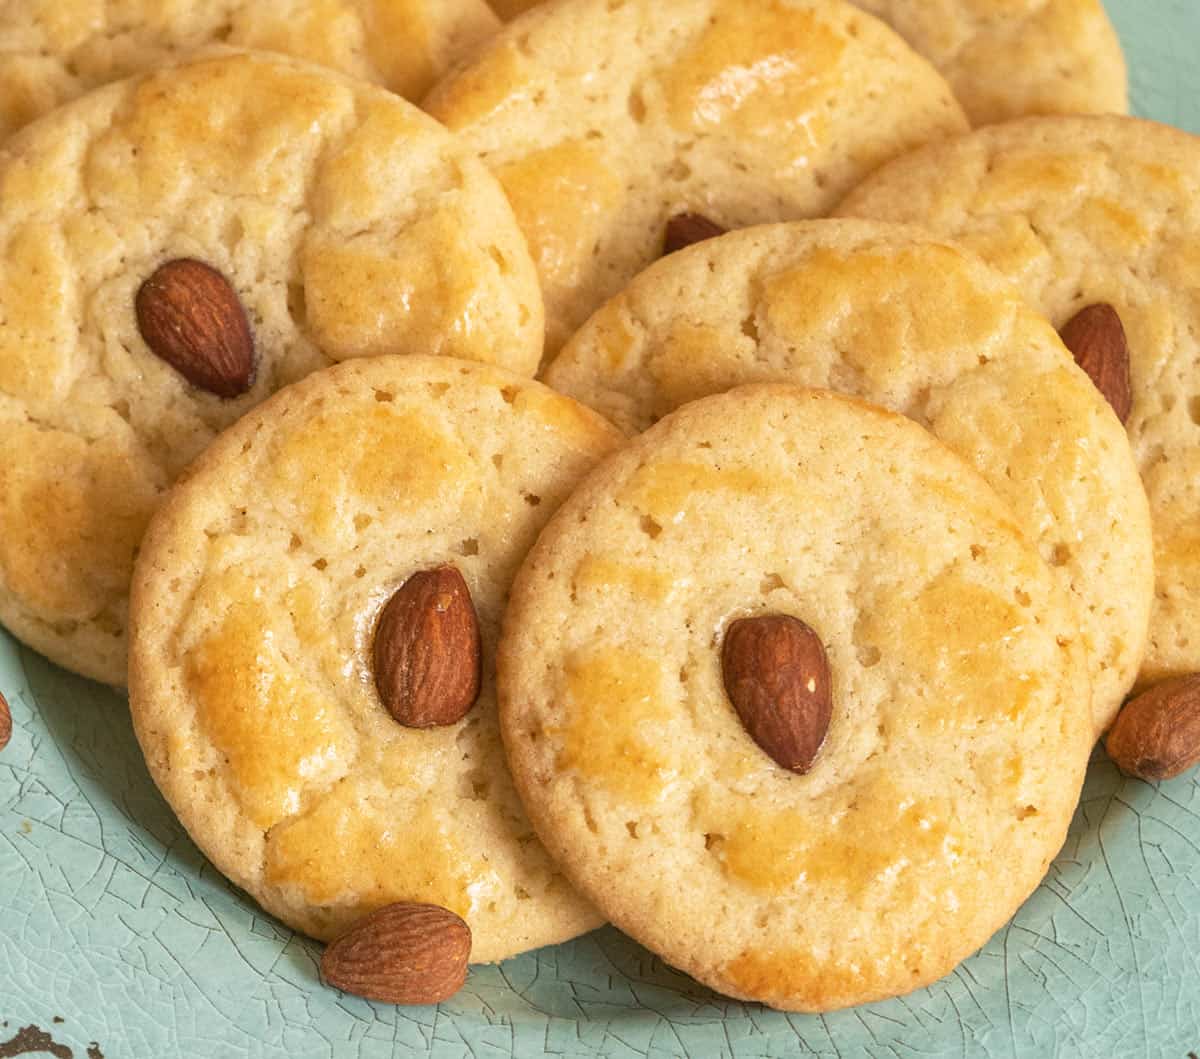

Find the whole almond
[[721, 615, 832, 773], [0, 691, 10, 751], [321, 902, 471, 1006], [1058, 303, 1132, 423], [374, 566, 482, 728], [663, 212, 727, 257], [135, 259, 256, 398], [1105, 673, 1200, 781]]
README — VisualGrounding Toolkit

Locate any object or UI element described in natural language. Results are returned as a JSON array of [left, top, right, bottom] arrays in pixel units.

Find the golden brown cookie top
[[485, 0, 1127, 126]]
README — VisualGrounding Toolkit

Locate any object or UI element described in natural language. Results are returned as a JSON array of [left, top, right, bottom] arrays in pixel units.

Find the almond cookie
[[546, 220, 1152, 734], [129, 355, 622, 962], [0, 0, 499, 141], [0, 51, 542, 687], [425, 0, 967, 356], [839, 116, 1200, 689], [484, 1, 1126, 126], [499, 386, 1093, 1011]]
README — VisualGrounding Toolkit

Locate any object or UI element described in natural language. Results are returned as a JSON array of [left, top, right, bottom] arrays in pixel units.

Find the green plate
[[3, 4, 1199, 1055]]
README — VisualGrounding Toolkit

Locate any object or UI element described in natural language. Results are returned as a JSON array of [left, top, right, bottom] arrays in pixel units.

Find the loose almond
[[0, 691, 10, 751], [1105, 673, 1200, 782], [721, 615, 832, 773], [374, 565, 482, 728], [663, 212, 727, 257], [135, 259, 256, 398], [1058, 303, 1132, 423], [321, 902, 471, 1006]]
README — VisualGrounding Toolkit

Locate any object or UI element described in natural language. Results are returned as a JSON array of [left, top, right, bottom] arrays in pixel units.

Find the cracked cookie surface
[[498, 386, 1093, 1010], [546, 220, 1153, 733], [128, 355, 621, 962], [839, 115, 1200, 689], [0, 50, 542, 685]]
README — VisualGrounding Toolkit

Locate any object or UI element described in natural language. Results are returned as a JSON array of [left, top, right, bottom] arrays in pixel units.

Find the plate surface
[[2, 4, 1200, 1055]]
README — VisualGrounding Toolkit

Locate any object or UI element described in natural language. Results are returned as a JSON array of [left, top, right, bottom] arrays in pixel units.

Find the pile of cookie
[[0, 0, 1196, 1015]]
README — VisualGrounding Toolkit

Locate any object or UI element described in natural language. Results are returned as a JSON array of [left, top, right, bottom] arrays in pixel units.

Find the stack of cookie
[[0, 0, 1195, 1016]]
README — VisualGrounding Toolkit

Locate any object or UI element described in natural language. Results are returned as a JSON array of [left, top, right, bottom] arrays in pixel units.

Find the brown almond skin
[[373, 566, 482, 728], [1058, 303, 1133, 423], [663, 212, 727, 256], [0, 691, 10, 751], [1106, 674, 1200, 782], [722, 615, 832, 773], [321, 902, 471, 1006], [135, 259, 256, 398]]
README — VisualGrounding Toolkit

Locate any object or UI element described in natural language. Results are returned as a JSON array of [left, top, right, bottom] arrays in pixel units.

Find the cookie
[[483, 0, 1126, 126], [848, 0, 1126, 126], [424, 0, 967, 356], [128, 355, 622, 962], [0, 0, 499, 141], [0, 51, 543, 686], [838, 115, 1200, 688], [499, 386, 1093, 1011], [545, 220, 1152, 734]]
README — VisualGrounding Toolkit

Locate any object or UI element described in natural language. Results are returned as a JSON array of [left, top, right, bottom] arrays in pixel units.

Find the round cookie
[[499, 386, 1094, 1012], [838, 116, 1200, 689], [424, 0, 967, 356], [0, 50, 543, 686], [129, 355, 622, 962], [0, 0, 499, 141], [545, 221, 1153, 735]]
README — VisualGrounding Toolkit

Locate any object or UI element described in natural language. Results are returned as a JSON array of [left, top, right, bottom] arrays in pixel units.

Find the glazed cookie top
[[424, 0, 967, 355], [839, 115, 1200, 687], [499, 387, 1093, 1012], [546, 221, 1152, 734], [129, 355, 622, 962], [0, 0, 499, 140], [0, 51, 543, 686], [851, 0, 1126, 125]]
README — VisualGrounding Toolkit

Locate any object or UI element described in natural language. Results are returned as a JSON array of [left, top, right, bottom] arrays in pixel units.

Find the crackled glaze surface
[[0, 4, 1198, 1056]]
